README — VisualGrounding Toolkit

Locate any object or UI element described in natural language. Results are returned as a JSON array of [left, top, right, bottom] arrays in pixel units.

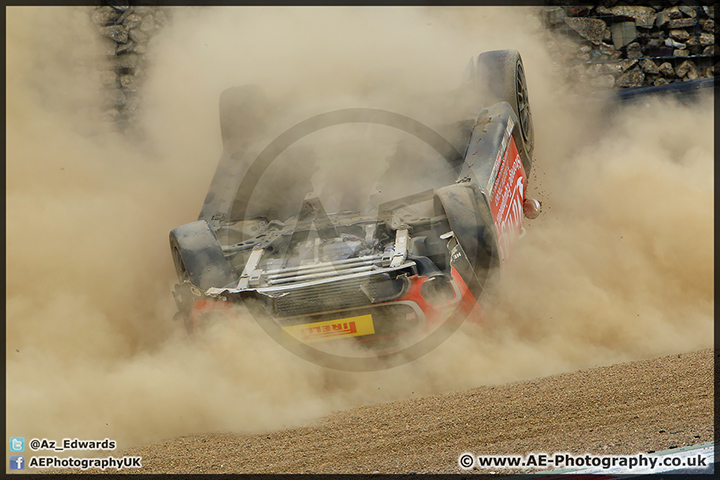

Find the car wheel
[[476, 49, 534, 162], [169, 220, 236, 291], [219, 84, 271, 146], [434, 184, 500, 298]]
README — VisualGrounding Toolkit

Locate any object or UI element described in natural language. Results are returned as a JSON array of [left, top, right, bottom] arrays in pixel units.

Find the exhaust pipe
[[523, 198, 542, 219]]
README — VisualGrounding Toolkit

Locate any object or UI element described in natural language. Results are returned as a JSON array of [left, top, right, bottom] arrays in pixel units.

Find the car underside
[[169, 49, 541, 358]]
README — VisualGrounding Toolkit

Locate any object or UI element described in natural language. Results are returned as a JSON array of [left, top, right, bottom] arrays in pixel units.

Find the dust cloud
[[6, 5, 713, 460]]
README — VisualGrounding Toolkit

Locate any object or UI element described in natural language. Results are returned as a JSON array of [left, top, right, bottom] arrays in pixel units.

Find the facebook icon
[[10, 455, 24, 470]]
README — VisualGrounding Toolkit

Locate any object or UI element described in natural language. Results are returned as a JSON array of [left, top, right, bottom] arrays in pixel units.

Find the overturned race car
[[169, 49, 542, 369]]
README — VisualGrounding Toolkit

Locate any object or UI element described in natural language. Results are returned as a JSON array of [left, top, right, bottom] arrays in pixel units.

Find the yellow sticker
[[283, 314, 375, 343]]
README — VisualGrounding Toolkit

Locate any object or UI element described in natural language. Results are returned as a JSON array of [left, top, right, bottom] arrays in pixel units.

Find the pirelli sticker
[[283, 315, 375, 343]]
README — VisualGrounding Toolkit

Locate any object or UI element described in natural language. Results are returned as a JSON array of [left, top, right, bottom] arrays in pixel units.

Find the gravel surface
[[63, 348, 714, 474]]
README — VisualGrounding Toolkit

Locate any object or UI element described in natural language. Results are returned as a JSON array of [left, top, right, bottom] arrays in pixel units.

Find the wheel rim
[[516, 62, 533, 147]]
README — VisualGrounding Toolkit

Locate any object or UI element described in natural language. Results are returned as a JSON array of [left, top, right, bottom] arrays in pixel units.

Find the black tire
[[434, 184, 500, 298], [169, 220, 236, 290], [219, 84, 271, 145], [476, 49, 534, 161]]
